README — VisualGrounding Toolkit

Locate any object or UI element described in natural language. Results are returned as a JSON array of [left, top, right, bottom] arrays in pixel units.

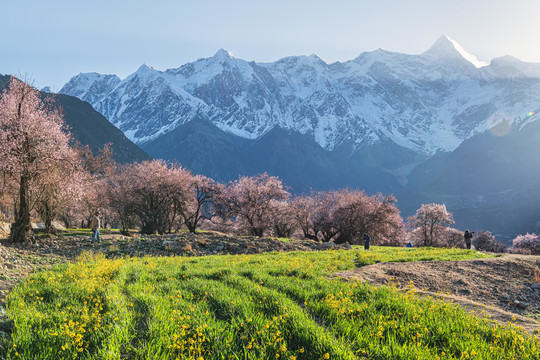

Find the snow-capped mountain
[[59, 35, 540, 238], [60, 72, 121, 106], [60, 35, 540, 160]]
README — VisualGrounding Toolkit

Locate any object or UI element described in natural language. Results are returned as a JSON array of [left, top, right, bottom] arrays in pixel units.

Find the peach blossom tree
[[293, 190, 404, 244], [333, 191, 404, 245], [104, 168, 135, 235], [117, 160, 192, 235], [0, 77, 83, 242], [510, 233, 540, 255], [177, 175, 216, 233], [269, 199, 297, 238], [473, 231, 506, 253], [408, 203, 454, 247], [214, 173, 290, 237]]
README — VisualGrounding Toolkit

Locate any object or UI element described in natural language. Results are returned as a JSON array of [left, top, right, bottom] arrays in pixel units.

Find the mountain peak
[[424, 35, 488, 68], [137, 63, 154, 72], [307, 53, 327, 65], [424, 35, 461, 57], [275, 54, 327, 68], [213, 48, 232, 59], [432, 34, 454, 47]]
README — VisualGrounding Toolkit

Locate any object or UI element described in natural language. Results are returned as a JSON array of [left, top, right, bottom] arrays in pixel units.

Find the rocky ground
[[336, 255, 540, 333]]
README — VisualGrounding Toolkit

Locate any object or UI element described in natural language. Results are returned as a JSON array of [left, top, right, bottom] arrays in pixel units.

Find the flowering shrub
[[473, 231, 506, 253], [293, 190, 404, 245], [510, 233, 540, 255]]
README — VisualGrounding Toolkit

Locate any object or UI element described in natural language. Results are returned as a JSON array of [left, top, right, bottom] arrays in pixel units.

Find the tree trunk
[[251, 227, 264, 237], [119, 217, 130, 236], [305, 233, 318, 241], [141, 220, 157, 235], [40, 199, 56, 234], [11, 176, 31, 243], [186, 221, 196, 233], [44, 217, 54, 234]]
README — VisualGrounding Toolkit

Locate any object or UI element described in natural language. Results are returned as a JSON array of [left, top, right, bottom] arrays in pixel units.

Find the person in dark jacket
[[363, 233, 371, 250], [464, 229, 474, 250]]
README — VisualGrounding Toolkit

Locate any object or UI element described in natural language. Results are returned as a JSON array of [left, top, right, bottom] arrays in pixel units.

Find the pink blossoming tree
[[510, 233, 540, 255], [293, 189, 404, 244], [177, 175, 216, 233], [0, 77, 83, 242], [408, 203, 454, 247], [119, 160, 192, 235], [214, 173, 290, 237]]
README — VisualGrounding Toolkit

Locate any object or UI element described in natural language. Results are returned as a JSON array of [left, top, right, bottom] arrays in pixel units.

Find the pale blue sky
[[2, 0, 540, 89]]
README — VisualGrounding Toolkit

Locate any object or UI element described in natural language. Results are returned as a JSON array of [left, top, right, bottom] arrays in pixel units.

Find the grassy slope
[[353, 247, 502, 266], [3, 248, 538, 359]]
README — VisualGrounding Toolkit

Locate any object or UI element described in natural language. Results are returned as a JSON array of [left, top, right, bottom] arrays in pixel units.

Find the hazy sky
[[2, 0, 540, 89]]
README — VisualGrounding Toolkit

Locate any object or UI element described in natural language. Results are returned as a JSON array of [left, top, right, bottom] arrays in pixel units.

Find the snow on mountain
[[445, 36, 489, 68], [59, 36, 540, 157], [165, 49, 283, 139], [484, 55, 540, 80], [423, 35, 488, 69], [93, 65, 215, 144], [61, 72, 121, 105]]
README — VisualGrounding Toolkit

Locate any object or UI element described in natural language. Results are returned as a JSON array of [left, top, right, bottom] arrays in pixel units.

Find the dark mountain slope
[[409, 121, 540, 195], [141, 118, 249, 181], [0, 74, 149, 163], [407, 120, 540, 241], [142, 119, 403, 194]]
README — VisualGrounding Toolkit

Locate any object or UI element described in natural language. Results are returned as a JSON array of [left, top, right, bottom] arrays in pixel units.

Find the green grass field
[[2, 247, 538, 359], [353, 247, 500, 266]]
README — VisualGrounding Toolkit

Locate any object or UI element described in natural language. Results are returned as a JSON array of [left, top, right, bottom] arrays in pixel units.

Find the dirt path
[[335, 254, 540, 333]]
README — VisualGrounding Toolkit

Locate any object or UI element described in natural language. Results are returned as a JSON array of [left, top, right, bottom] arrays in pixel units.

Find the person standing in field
[[464, 229, 474, 249], [90, 211, 101, 244], [363, 233, 371, 250]]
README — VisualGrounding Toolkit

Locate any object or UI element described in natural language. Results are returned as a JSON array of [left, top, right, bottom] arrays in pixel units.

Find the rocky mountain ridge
[[60, 35, 540, 161]]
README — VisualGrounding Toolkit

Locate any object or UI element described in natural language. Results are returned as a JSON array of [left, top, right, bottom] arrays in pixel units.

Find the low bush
[[473, 231, 506, 253], [509, 233, 540, 255]]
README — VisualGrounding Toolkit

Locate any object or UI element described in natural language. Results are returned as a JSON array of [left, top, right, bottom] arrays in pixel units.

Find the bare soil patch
[[335, 254, 540, 332]]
